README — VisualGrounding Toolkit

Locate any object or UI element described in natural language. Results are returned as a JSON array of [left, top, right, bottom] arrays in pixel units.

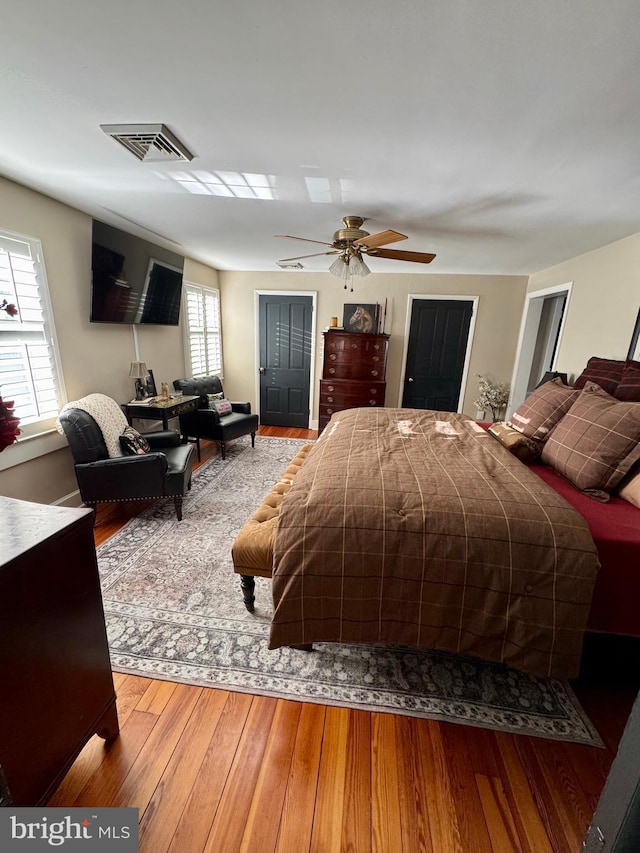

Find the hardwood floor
[[48, 426, 637, 852]]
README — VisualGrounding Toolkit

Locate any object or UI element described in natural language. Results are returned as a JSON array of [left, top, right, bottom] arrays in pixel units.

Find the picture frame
[[342, 303, 378, 333]]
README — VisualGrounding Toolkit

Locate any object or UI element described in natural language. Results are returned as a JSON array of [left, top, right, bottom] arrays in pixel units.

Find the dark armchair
[[58, 407, 194, 520], [173, 375, 259, 460]]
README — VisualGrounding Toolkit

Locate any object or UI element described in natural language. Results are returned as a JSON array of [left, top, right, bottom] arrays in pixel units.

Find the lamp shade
[[129, 361, 148, 379], [329, 255, 350, 279]]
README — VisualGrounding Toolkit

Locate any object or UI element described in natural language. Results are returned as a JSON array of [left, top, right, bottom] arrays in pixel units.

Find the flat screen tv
[[90, 220, 185, 325]]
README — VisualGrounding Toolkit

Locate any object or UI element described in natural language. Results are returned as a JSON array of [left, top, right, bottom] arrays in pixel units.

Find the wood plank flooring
[[48, 426, 637, 852]]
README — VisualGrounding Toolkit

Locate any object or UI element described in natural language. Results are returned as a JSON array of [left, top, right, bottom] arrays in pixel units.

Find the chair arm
[[231, 402, 251, 414], [145, 430, 181, 448], [75, 453, 169, 501]]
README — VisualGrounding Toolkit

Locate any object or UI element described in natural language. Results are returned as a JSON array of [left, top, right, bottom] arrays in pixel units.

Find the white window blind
[[183, 283, 223, 377], [0, 231, 65, 439]]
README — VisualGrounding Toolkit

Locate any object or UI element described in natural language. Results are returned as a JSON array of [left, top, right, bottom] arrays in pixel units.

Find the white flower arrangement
[[474, 375, 510, 421]]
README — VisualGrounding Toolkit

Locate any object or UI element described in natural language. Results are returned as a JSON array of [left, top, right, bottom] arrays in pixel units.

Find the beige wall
[[220, 270, 528, 420], [0, 177, 218, 505], [527, 232, 640, 381]]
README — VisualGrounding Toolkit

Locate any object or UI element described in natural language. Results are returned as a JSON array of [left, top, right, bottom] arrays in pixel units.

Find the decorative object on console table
[[319, 330, 389, 433], [0, 497, 119, 805]]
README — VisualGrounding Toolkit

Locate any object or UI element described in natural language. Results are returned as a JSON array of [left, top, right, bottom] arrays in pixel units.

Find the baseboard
[[52, 489, 83, 508]]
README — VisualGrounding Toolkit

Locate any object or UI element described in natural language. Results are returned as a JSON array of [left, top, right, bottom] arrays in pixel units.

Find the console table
[[0, 497, 119, 806], [124, 394, 200, 432]]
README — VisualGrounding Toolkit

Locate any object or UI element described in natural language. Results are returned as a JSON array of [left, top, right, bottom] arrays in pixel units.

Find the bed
[[232, 357, 640, 680]]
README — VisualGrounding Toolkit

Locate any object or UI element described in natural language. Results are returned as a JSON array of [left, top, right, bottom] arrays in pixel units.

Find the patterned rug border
[[98, 436, 604, 748]]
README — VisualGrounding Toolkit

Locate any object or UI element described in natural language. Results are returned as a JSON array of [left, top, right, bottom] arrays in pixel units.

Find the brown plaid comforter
[[269, 408, 600, 678]]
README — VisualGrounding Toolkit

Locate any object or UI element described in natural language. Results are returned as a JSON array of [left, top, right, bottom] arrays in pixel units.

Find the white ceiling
[[2, 1, 640, 276]]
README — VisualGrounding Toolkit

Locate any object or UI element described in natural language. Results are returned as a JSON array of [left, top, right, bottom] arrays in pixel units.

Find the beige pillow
[[506, 378, 579, 442], [618, 470, 640, 509], [541, 383, 640, 496]]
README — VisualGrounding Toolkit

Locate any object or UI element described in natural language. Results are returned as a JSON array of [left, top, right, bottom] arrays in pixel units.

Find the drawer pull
[[369, 400, 377, 405], [370, 388, 378, 394], [327, 396, 334, 402], [326, 408, 333, 414], [371, 370, 378, 377], [372, 356, 379, 362], [329, 353, 337, 360], [327, 385, 334, 391], [329, 368, 335, 374]]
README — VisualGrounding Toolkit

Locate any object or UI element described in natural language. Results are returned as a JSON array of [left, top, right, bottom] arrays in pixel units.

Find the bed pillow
[[573, 356, 625, 395], [506, 378, 579, 442], [119, 425, 151, 455], [487, 422, 541, 464], [210, 398, 232, 416], [615, 359, 640, 402], [540, 382, 640, 497]]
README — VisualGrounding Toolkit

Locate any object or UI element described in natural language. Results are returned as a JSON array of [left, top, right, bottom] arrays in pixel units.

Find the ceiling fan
[[276, 216, 436, 281]]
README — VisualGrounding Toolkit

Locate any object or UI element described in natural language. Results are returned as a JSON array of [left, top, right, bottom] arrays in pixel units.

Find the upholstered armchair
[[57, 394, 194, 520], [173, 376, 259, 460]]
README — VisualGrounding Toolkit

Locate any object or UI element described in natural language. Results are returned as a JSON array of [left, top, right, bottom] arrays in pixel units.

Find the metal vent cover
[[100, 123, 193, 162]]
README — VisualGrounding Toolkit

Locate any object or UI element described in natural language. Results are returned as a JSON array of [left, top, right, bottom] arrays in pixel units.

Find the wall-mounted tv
[[90, 220, 185, 325]]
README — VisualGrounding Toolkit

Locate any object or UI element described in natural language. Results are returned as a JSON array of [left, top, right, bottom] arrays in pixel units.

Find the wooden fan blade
[[278, 251, 339, 262], [366, 247, 436, 264], [275, 234, 334, 247], [354, 229, 407, 249]]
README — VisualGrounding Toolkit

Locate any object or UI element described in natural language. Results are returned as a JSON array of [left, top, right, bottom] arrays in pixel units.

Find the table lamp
[[129, 361, 148, 400]]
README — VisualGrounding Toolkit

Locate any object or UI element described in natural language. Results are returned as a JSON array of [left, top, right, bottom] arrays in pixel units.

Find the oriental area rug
[[97, 435, 602, 746]]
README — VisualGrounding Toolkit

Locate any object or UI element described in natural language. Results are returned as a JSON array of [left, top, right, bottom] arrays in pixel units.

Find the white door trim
[[254, 289, 318, 429], [508, 281, 573, 418], [399, 294, 479, 412]]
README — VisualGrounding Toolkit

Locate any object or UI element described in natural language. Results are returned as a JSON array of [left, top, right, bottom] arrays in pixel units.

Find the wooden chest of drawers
[[319, 331, 389, 431]]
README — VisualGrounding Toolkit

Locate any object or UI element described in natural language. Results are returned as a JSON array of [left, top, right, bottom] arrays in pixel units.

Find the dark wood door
[[259, 294, 313, 427], [402, 299, 474, 411]]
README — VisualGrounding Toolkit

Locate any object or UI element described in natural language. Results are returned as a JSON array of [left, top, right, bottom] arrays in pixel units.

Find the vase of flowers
[[474, 375, 510, 422], [0, 297, 21, 450], [0, 396, 20, 451]]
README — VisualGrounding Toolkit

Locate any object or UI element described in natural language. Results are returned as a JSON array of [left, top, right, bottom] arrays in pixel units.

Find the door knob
[[259, 367, 266, 374], [407, 377, 414, 382]]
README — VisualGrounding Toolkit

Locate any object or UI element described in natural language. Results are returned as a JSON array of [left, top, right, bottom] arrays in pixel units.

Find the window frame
[[181, 281, 223, 379], [0, 228, 67, 471]]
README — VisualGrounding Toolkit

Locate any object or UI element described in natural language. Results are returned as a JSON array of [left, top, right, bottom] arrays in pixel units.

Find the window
[[182, 283, 223, 377], [0, 231, 65, 440]]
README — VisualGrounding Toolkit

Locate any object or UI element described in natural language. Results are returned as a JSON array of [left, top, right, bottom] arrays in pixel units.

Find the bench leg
[[240, 574, 255, 612]]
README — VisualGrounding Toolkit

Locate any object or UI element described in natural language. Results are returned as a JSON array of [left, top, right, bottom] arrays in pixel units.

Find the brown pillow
[[487, 422, 541, 464], [506, 378, 579, 442], [615, 359, 640, 402], [574, 356, 625, 396], [541, 382, 640, 497]]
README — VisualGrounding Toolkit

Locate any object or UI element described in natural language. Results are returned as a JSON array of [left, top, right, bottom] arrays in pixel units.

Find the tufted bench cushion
[[232, 443, 314, 579]]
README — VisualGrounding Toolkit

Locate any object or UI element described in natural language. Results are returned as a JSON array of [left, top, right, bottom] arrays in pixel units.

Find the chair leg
[[251, 432, 256, 448], [220, 441, 226, 460], [196, 438, 201, 462], [174, 495, 183, 521]]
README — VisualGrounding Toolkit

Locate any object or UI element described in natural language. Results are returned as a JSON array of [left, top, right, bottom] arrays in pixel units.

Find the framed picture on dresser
[[343, 304, 377, 333]]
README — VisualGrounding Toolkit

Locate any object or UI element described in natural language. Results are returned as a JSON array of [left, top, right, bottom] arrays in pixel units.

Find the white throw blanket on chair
[[56, 393, 129, 458]]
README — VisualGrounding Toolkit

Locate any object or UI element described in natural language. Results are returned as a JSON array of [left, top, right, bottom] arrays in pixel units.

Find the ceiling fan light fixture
[[329, 254, 350, 279], [348, 252, 370, 277]]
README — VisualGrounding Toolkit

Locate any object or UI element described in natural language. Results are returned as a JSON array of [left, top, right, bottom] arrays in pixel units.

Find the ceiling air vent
[[277, 261, 303, 270], [100, 124, 194, 162]]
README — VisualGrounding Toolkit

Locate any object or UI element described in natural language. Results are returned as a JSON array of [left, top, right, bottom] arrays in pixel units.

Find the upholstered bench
[[231, 443, 314, 611]]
